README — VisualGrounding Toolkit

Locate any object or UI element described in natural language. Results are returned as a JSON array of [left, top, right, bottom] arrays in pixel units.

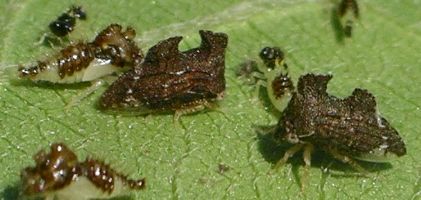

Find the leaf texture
[[0, 0, 420, 199]]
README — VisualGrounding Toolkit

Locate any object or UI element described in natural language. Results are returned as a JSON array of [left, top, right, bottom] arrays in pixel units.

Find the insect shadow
[[254, 125, 304, 186], [257, 84, 282, 117], [1, 184, 20, 200], [330, 4, 346, 44], [40, 35, 68, 48], [254, 125, 393, 177], [9, 78, 91, 91]]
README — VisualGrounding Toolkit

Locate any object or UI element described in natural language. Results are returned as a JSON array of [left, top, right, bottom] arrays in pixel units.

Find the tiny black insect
[[259, 46, 288, 70], [337, 0, 359, 37], [49, 5, 87, 37], [270, 73, 406, 188], [21, 143, 145, 200], [99, 30, 228, 121], [217, 163, 231, 174]]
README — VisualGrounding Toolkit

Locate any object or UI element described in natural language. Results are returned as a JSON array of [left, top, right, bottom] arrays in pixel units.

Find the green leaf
[[1, 0, 420, 199]]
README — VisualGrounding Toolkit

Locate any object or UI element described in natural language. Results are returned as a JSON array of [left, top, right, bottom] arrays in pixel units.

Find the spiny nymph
[[21, 143, 146, 200], [19, 24, 143, 83]]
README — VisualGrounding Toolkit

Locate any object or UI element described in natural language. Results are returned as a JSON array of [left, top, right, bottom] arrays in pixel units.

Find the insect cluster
[[16, 5, 229, 199], [237, 46, 294, 112], [10, 0, 409, 198], [19, 5, 228, 116], [237, 45, 406, 182], [236, 46, 407, 188], [21, 143, 145, 200]]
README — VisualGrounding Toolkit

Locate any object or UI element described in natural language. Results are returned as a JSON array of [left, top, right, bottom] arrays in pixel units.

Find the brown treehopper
[[99, 30, 228, 120], [273, 74, 406, 172]]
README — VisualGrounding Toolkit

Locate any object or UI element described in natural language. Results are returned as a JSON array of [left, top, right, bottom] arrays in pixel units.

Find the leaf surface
[[1, 0, 420, 199]]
